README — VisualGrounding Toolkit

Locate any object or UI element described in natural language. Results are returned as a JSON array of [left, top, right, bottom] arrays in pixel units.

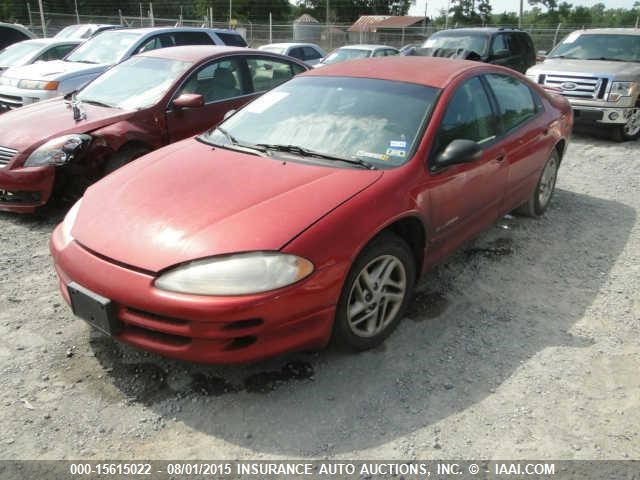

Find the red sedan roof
[[304, 56, 492, 88], [138, 45, 254, 63]]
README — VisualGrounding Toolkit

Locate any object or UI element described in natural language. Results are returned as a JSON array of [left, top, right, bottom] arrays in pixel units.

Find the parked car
[[54, 24, 120, 40], [0, 38, 82, 74], [258, 42, 326, 66], [0, 46, 308, 213], [526, 28, 640, 141], [315, 44, 398, 67], [50, 57, 572, 363], [399, 43, 421, 56], [0, 27, 247, 111], [0, 22, 35, 51], [416, 27, 536, 74]]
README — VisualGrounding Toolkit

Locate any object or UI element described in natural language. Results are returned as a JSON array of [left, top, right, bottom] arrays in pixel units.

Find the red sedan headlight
[[154, 252, 314, 296], [59, 199, 82, 249]]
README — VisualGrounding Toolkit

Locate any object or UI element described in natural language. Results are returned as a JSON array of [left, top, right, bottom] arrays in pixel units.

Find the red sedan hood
[[74, 140, 383, 272], [0, 99, 133, 152]]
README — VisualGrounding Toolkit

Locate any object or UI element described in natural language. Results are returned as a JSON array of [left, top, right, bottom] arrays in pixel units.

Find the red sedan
[[0, 46, 308, 213], [50, 57, 572, 363]]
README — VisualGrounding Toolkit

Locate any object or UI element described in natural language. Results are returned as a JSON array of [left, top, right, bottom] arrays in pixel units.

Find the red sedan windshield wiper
[[584, 57, 627, 62], [80, 98, 117, 108], [256, 143, 377, 170], [197, 127, 268, 157]]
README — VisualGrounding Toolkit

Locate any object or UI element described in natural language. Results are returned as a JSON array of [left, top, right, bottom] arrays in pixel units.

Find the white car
[[314, 44, 399, 68], [0, 22, 36, 50], [258, 42, 326, 66], [54, 24, 120, 39], [0, 38, 82, 74], [0, 27, 247, 111]]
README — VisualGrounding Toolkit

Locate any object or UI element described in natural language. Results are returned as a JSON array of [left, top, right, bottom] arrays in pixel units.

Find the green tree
[[569, 6, 592, 26], [477, 0, 492, 24], [449, 0, 480, 25], [528, 0, 558, 12], [589, 2, 606, 23], [302, 0, 410, 23], [557, 1, 572, 22], [494, 11, 518, 26]]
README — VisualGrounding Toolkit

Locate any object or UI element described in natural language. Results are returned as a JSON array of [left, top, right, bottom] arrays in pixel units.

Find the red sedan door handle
[[495, 153, 506, 162]]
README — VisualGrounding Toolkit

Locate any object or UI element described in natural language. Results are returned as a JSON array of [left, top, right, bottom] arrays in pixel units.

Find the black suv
[[414, 27, 536, 73]]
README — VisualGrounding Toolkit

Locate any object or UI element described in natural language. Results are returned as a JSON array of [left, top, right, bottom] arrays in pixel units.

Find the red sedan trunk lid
[[74, 139, 383, 272]]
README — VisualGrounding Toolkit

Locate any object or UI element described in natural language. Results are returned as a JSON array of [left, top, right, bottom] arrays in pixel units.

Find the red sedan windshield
[[77, 56, 191, 110], [200, 76, 439, 168]]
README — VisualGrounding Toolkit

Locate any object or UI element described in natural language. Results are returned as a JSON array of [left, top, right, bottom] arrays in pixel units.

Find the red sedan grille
[[0, 146, 18, 167], [117, 306, 263, 351]]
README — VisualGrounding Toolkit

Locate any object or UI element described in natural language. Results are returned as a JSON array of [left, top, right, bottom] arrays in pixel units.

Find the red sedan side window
[[435, 76, 498, 155], [485, 74, 537, 132], [178, 58, 247, 104]]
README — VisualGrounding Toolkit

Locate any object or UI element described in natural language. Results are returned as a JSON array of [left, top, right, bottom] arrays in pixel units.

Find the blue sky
[[409, 0, 635, 17]]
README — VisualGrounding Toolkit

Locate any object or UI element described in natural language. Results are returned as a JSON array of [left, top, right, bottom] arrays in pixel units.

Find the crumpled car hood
[[0, 98, 134, 153]]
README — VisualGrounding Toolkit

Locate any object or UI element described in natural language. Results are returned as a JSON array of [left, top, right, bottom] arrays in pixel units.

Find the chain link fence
[[14, 10, 636, 52]]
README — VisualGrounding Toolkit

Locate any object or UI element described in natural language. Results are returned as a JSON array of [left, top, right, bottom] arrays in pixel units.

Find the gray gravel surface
[[0, 131, 638, 460]]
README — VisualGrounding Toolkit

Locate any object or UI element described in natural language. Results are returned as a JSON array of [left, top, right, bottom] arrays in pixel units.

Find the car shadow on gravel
[[88, 188, 635, 456], [0, 196, 70, 228]]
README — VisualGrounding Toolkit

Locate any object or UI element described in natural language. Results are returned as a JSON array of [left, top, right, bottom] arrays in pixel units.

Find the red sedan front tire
[[332, 232, 416, 351]]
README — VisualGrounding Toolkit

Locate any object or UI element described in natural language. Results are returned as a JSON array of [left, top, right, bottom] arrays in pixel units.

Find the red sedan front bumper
[[0, 164, 55, 213], [50, 225, 341, 364]]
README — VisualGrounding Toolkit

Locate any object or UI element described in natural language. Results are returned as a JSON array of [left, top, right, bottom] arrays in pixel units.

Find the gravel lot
[[0, 131, 638, 461]]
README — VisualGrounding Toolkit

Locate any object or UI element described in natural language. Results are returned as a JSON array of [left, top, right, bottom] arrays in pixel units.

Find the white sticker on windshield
[[389, 140, 407, 148], [386, 148, 406, 158], [563, 31, 581, 44], [356, 150, 389, 161], [245, 91, 289, 114]]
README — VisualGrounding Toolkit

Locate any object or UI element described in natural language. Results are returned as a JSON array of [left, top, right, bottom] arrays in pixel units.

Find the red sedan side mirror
[[173, 93, 204, 109]]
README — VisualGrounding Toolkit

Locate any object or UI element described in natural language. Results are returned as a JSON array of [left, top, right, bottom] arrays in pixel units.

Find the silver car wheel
[[623, 108, 640, 137], [538, 155, 559, 208], [347, 254, 407, 338]]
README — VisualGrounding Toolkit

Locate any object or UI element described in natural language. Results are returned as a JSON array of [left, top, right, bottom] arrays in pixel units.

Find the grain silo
[[293, 14, 321, 43]]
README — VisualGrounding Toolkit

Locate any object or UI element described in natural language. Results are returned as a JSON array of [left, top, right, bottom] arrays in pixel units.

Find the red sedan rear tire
[[515, 149, 560, 217]]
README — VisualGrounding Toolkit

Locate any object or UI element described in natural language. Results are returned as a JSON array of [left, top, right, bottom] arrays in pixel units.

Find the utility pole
[[228, 0, 232, 28], [269, 12, 272, 43], [326, 0, 330, 48], [74, 0, 79, 23], [325, 0, 329, 29], [26, 3, 33, 27], [37, 0, 46, 37], [139, 3, 143, 26], [149, 2, 154, 27], [519, 0, 523, 28], [444, 0, 450, 29], [423, 0, 427, 34]]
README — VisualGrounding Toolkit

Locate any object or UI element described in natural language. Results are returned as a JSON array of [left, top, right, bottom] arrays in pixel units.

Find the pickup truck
[[526, 28, 640, 141]]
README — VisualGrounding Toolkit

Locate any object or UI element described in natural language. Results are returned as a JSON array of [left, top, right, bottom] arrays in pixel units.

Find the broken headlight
[[24, 134, 91, 167]]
